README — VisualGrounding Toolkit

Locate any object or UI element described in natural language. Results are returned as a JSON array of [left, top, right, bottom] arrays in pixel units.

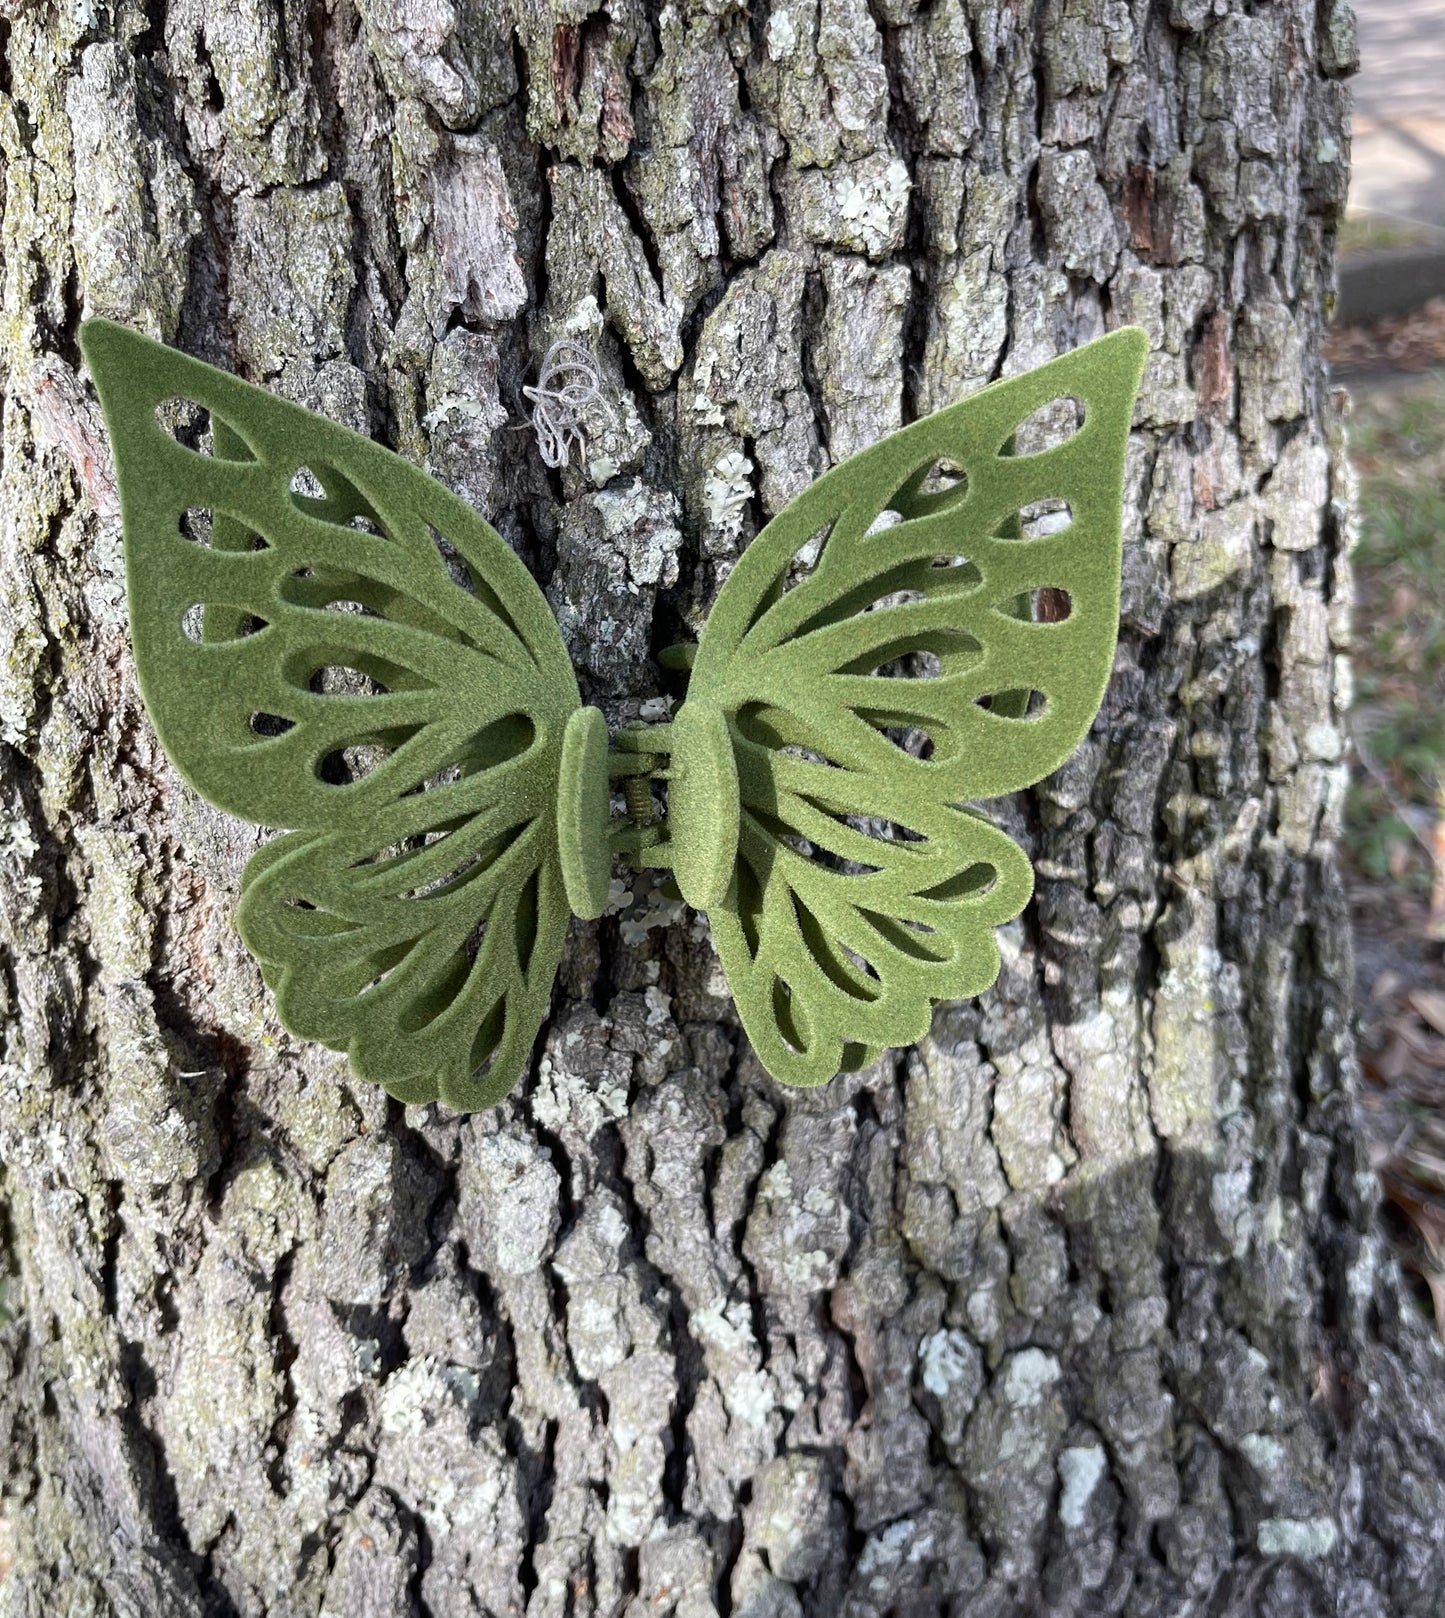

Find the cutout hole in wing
[[154, 400, 258, 461], [974, 690, 1049, 719], [304, 664, 394, 698], [403, 850, 494, 902], [750, 806, 814, 859], [793, 520, 835, 573], [289, 464, 332, 502], [771, 976, 810, 1054], [358, 940, 415, 997], [359, 817, 528, 898], [178, 507, 213, 546], [289, 463, 390, 538], [396, 950, 471, 1035], [467, 999, 507, 1075], [1010, 396, 1085, 456], [792, 794, 924, 871], [515, 866, 541, 976], [406, 765, 463, 798], [839, 814, 926, 857], [182, 605, 268, 643], [316, 725, 426, 785], [794, 895, 880, 1003], [741, 521, 839, 642], [280, 567, 388, 618], [348, 827, 448, 873], [736, 856, 765, 960], [839, 627, 983, 680], [891, 457, 969, 521], [919, 458, 968, 499], [856, 709, 936, 760], [178, 506, 271, 553], [396, 716, 537, 796], [921, 863, 999, 901], [273, 899, 357, 943], [249, 712, 295, 737], [861, 909, 950, 963], [430, 526, 477, 594], [784, 553, 983, 649], [1031, 587, 1072, 621], [1005, 498, 1073, 540], [427, 524, 524, 643], [735, 701, 838, 761]]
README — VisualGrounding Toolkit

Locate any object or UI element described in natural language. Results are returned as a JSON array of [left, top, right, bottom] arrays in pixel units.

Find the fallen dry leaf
[[1382, 1175, 1445, 1342], [1376, 1034, 1415, 1082], [1373, 968, 1404, 1002], [1407, 988, 1445, 1038]]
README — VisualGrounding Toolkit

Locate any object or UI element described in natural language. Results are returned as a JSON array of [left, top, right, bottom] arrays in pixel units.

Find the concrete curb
[[1338, 248, 1445, 325]]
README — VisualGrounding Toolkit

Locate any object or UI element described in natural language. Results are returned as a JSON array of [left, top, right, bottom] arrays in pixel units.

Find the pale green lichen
[[703, 449, 755, 542], [1003, 1348, 1062, 1409], [919, 1328, 979, 1398], [380, 1354, 479, 1438], [837, 158, 912, 257], [990, 1046, 1071, 1191], [1256, 1517, 1338, 1559], [1057, 1445, 1107, 1529]]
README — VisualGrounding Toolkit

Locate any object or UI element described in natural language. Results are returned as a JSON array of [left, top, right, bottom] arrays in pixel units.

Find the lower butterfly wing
[[81, 318, 583, 1107], [678, 328, 1146, 1084], [707, 746, 1033, 1086], [236, 757, 569, 1109]]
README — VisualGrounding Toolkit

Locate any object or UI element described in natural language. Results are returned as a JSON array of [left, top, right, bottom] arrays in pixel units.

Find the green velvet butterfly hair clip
[[79, 318, 1146, 1111]]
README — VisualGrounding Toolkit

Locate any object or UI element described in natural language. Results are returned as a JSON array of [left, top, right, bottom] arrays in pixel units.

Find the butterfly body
[[80, 317, 1145, 1110], [657, 701, 739, 911]]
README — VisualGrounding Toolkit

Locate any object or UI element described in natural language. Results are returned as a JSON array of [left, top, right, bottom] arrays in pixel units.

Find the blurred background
[[1333, 0, 1445, 1341]]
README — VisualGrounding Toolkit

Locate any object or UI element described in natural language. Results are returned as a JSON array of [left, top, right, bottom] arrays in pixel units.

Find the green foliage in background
[[1347, 377, 1445, 889]]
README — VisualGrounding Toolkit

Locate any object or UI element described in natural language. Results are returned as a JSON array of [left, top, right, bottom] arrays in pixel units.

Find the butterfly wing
[[674, 328, 1146, 1086], [81, 318, 581, 1109]]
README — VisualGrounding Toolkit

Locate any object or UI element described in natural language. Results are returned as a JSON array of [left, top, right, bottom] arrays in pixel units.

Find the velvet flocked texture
[[81, 317, 1146, 1109], [652, 327, 1149, 1085], [80, 317, 582, 1111]]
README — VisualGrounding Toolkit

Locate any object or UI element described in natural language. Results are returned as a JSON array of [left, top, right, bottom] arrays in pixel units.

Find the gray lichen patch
[[777, 154, 912, 260], [231, 184, 358, 377], [1057, 1442, 1108, 1529], [167, 0, 325, 189], [683, 250, 822, 515], [66, 44, 198, 339], [546, 165, 685, 391], [428, 134, 529, 328], [812, 254, 910, 463], [354, 0, 517, 128], [548, 478, 684, 690], [459, 1126, 561, 1278]]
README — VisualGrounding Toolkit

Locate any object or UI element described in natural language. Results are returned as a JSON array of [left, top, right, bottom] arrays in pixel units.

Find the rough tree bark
[[2, 0, 1444, 1613]]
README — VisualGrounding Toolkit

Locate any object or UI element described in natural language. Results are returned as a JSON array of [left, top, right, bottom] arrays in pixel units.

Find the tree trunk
[[3, 0, 1444, 1614]]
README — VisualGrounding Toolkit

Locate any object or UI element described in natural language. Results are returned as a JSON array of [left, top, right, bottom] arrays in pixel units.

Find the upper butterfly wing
[[681, 328, 1146, 1086], [81, 318, 581, 1108]]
